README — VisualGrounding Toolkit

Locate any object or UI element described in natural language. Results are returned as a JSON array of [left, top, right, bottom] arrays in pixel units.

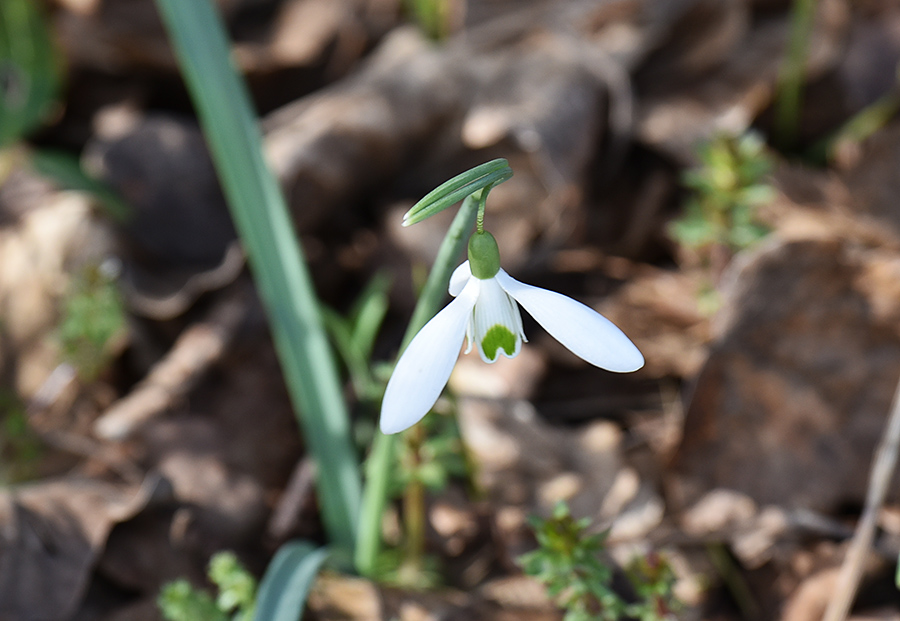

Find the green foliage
[[0, 0, 62, 147], [520, 503, 619, 621], [813, 83, 900, 165], [625, 553, 680, 621], [403, 0, 455, 41], [372, 547, 443, 590], [896, 551, 900, 590], [57, 263, 126, 382], [159, 552, 257, 621], [520, 502, 679, 621], [670, 132, 774, 254], [158, 580, 224, 621], [210, 552, 257, 620], [368, 410, 468, 589], [392, 410, 467, 494], [321, 272, 392, 403]]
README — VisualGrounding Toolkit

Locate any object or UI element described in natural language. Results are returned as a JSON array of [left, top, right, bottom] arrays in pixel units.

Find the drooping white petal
[[380, 278, 480, 434], [449, 261, 472, 297], [495, 269, 644, 372], [472, 276, 525, 363]]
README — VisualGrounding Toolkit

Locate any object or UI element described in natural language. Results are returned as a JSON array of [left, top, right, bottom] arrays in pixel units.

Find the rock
[[83, 112, 242, 319], [673, 237, 900, 512]]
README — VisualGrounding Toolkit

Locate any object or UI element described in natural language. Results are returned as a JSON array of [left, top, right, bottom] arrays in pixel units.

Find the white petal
[[472, 276, 525, 363], [495, 270, 644, 372], [448, 261, 471, 297], [380, 278, 479, 434]]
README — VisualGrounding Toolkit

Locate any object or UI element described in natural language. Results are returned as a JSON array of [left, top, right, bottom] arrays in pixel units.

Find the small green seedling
[[669, 132, 775, 313], [520, 502, 679, 621], [158, 551, 257, 621], [57, 262, 126, 382], [379, 408, 468, 589], [670, 131, 774, 255], [403, 0, 457, 41], [321, 271, 392, 404]]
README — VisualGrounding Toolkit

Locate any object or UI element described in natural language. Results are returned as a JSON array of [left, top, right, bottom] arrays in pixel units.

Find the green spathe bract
[[402, 159, 512, 226], [467, 231, 500, 279], [481, 324, 517, 361]]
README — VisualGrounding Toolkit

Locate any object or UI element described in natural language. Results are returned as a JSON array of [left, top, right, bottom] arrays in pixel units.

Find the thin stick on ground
[[823, 374, 900, 621]]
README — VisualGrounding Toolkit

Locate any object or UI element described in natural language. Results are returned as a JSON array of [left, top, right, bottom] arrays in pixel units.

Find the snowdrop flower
[[380, 231, 644, 434]]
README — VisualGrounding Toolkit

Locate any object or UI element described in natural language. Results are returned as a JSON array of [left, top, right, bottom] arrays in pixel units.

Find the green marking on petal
[[481, 324, 517, 361]]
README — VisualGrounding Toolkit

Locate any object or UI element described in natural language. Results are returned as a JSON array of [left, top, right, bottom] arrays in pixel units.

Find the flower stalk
[[356, 192, 481, 576]]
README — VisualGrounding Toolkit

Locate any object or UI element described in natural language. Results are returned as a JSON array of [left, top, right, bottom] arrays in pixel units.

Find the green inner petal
[[481, 324, 517, 361]]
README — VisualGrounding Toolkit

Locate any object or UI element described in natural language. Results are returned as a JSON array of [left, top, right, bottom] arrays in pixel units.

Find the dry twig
[[93, 288, 247, 440], [823, 374, 900, 621]]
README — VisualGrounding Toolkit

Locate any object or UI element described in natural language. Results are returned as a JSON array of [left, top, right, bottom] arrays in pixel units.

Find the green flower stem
[[153, 0, 361, 556], [474, 182, 489, 233], [404, 192, 481, 350], [355, 193, 479, 576]]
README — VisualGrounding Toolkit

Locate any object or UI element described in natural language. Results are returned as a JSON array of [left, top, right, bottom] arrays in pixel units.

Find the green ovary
[[481, 324, 517, 361]]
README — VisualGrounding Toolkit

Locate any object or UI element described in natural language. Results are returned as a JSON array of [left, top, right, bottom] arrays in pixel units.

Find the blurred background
[[4, 0, 900, 619]]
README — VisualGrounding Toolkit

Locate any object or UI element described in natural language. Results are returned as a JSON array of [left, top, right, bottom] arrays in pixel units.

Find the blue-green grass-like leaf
[[253, 542, 330, 621], [152, 0, 361, 555]]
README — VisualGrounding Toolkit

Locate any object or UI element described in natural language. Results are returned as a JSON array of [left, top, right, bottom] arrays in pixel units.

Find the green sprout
[[520, 502, 679, 621], [376, 408, 468, 589], [158, 551, 257, 621], [773, 0, 817, 151], [57, 262, 126, 382], [321, 271, 392, 405], [403, 0, 457, 41], [670, 132, 775, 255], [669, 132, 775, 313], [392, 409, 467, 495], [158, 581, 223, 621]]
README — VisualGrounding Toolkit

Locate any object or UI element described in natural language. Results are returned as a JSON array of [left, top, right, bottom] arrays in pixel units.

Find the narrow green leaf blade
[[253, 542, 330, 621], [152, 0, 361, 554], [350, 271, 391, 361]]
